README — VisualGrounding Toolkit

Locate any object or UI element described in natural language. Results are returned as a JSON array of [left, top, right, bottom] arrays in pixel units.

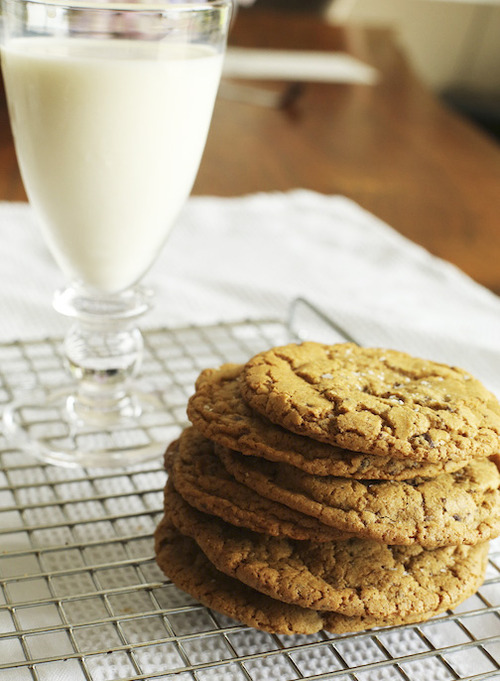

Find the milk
[[1, 38, 223, 293]]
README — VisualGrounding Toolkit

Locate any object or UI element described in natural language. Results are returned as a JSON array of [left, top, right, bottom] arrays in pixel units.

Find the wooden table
[[1, 9, 500, 294]]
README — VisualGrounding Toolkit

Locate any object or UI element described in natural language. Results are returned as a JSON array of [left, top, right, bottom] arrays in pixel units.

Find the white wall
[[326, 0, 500, 96]]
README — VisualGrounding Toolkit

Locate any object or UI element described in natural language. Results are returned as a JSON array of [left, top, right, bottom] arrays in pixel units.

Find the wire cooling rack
[[1, 299, 500, 681]]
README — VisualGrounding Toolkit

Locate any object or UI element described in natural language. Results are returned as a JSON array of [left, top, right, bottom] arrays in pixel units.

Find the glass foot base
[[3, 386, 171, 468]]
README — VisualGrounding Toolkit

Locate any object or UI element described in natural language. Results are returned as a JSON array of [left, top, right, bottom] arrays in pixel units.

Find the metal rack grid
[[0, 301, 500, 681]]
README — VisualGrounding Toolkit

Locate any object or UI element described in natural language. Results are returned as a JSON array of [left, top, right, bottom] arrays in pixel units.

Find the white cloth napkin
[[222, 47, 379, 84], [1, 189, 500, 395]]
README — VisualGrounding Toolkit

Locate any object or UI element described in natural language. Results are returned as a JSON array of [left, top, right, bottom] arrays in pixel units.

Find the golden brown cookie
[[166, 480, 490, 619], [187, 363, 467, 479], [154, 517, 324, 635], [154, 516, 489, 635], [168, 427, 347, 542], [218, 447, 500, 547], [240, 342, 500, 464]]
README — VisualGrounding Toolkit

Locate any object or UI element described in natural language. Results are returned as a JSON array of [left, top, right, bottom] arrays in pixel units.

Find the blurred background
[[243, 0, 500, 142]]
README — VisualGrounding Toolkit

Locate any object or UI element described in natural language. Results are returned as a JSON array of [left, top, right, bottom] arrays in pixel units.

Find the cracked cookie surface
[[154, 515, 489, 635], [188, 363, 467, 479], [218, 447, 500, 547], [166, 480, 489, 618], [168, 427, 347, 542], [240, 342, 500, 464]]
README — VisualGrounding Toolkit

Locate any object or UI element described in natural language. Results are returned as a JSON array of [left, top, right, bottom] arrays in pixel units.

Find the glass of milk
[[1, 0, 232, 467]]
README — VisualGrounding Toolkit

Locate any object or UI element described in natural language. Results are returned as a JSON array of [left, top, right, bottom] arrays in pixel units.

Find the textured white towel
[[1, 190, 499, 394]]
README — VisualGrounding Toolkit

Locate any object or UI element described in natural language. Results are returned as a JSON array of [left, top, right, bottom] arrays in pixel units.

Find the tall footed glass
[[1, 0, 232, 467]]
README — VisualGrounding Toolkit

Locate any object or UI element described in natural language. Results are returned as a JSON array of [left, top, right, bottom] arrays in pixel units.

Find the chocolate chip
[[422, 432, 436, 448]]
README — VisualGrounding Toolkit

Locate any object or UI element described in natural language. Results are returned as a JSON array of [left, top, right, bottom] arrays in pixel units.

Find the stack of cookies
[[155, 342, 500, 635]]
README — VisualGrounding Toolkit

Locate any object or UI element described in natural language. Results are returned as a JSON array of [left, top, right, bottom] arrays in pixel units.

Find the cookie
[[168, 427, 347, 542], [163, 438, 178, 472], [154, 517, 324, 635], [240, 342, 500, 464], [166, 479, 490, 619], [154, 517, 489, 635], [218, 447, 500, 547], [187, 363, 466, 479]]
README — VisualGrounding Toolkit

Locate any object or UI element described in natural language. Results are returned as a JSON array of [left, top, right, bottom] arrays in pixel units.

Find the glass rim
[[2, 0, 233, 11]]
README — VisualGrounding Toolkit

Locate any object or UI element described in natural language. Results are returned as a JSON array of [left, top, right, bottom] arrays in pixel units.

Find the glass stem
[[53, 284, 153, 425]]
